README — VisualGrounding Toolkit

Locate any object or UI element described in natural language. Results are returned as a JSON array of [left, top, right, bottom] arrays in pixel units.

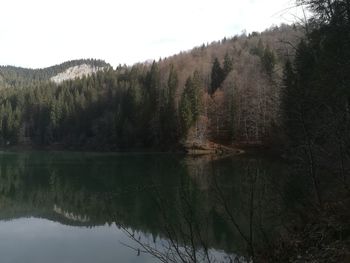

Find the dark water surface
[[0, 151, 296, 263]]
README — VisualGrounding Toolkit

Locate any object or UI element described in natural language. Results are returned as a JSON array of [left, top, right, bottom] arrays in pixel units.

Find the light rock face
[[53, 204, 90, 223], [50, 63, 104, 84]]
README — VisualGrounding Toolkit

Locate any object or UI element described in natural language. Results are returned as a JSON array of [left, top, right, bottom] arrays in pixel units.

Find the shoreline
[[0, 141, 284, 158]]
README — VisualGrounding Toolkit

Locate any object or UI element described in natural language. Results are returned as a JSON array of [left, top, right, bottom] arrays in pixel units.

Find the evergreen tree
[[210, 58, 224, 95], [250, 38, 264, 57], [144, 61, 161, 145], [145, 61, 160, 110], [223, 53, 233, 78], [162, 64, 179, 143], [282, 59, 298, 142], [167, 64, 178, 111], [179, 90, 193, 136], [261, 45, 276, 77], [179, 71, 202, 136]]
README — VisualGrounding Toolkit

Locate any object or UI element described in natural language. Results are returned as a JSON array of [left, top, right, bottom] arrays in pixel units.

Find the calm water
[[0, 151, 302, 263]]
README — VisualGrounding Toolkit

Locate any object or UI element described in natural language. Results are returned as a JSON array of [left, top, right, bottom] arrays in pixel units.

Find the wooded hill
[[0, 25, 301, 150], [0, 59, 110, 88]]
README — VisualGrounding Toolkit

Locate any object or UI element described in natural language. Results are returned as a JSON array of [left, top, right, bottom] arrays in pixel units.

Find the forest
[[0, 25, 300, 150]]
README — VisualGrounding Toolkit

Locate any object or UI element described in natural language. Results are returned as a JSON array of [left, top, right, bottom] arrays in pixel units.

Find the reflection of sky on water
[[0, 217, 240, 263], [0, 217, 154, 263]]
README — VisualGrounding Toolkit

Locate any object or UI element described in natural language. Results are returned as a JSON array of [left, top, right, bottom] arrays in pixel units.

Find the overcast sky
[[0, 0, 303, 68]]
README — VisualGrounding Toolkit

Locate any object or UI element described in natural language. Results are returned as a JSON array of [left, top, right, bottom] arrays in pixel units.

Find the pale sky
[[0, 0, 303, 68]]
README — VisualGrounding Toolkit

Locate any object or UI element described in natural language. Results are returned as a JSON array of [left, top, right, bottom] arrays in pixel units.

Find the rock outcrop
[[50, 63, 104, 84]]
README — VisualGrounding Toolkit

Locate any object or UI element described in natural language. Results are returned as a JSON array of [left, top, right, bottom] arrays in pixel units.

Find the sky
[[0, 0, 304, 68]]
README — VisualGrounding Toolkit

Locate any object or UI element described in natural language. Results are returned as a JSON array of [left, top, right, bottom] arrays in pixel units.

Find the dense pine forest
[[0, 25, 300, 150]]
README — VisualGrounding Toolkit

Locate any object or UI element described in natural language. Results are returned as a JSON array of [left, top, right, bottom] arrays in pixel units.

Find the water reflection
[[0, 217, 155, 263], [0, 152, 299, 262]]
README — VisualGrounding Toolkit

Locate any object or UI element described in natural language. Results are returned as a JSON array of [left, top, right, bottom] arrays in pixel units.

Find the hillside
[[155, 24, 302, 145], [0, 24, 302, 150], [0, 59, 110, 88]]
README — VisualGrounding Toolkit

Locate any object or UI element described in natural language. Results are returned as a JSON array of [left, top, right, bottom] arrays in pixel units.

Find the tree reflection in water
[[0, 152, 303, 262], [119, 154, 296, 262]]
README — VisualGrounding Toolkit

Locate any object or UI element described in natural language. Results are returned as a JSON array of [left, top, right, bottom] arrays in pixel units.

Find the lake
[[0, 151, 302, 263]]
